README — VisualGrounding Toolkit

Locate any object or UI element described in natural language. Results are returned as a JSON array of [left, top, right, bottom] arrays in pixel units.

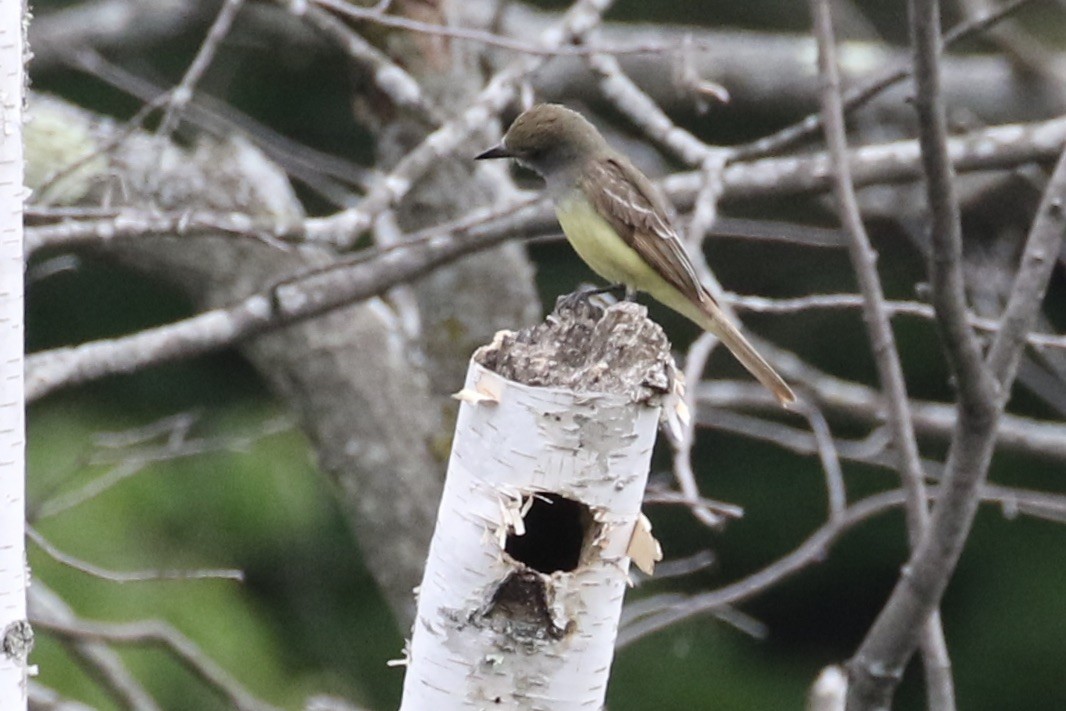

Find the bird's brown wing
[[579, 155, 712, 306], [581, 155, 796, 406]]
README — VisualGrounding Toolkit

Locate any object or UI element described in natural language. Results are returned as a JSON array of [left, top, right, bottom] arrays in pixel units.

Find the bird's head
[[475, 104, 607, 179]]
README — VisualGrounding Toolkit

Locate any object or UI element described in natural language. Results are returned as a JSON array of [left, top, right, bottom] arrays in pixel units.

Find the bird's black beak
[[475, 144, 512, 160]]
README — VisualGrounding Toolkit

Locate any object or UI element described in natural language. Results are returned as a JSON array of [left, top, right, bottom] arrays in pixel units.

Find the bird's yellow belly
[[554, 194, 659, 290]]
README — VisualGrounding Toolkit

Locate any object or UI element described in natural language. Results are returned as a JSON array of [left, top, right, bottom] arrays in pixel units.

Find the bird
[[476, 103, 795, 406]]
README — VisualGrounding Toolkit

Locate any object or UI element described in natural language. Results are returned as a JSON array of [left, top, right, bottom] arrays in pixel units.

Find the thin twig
[[732, 0, 1038, 162], [673, 334, 730, 528], [35, 415, 293, 520], [728, 293, 1066, 350], [986, 147, 1066, 386], [28, 527, 244, 583], [35, 616, 283, 711], [586, 50, 719, 166], [697, 374, 1066, 464], [642, 485, 745, 519], [632, 549, 717, 583], [91, 411, 199, 450], [699, 406, 924, 473], [791, 400, 847, 520], [157, 0, 246, 139], [30, 584, 162, 711], [912, 3, 994, 411], [296, 3, 442, 124], [687, 153, 730, 244]]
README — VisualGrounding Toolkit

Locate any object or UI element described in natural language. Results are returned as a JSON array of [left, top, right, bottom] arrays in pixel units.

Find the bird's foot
[[558, 283, 622, 317], [556, 283, 627, 311]]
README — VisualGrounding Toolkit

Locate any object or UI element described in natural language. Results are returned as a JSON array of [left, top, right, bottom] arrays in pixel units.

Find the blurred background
[[24, 0, 1066, 709]]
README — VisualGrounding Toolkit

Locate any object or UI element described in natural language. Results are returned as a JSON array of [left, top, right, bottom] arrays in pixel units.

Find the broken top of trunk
[[477, 297, 675, 402], [400, 299, 677, 711]]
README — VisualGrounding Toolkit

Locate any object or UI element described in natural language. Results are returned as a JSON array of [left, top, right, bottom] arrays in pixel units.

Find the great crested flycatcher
[[476, 103, 795, 406]]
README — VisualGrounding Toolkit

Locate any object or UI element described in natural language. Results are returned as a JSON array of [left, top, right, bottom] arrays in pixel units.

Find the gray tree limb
[[844, 0, 1066, 702]]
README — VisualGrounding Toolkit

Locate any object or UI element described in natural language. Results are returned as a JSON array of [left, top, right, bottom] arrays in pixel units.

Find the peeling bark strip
[[399, 300, 674, 710]]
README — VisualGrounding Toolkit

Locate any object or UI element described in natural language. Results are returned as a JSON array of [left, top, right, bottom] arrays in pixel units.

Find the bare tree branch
[[32, 594, 284, 711], [792, 399, 848, 520], [986, 151, 1066, 386], [673, 334, 731, 528], [27, 527, 243, 583], [25, 209, 275, 254], [729, 293, 1066, 350], [291, 2, 443, 124], [27, 682, 98, 711], [586, 51, 718, 166], [29, 585, 162, 711], [845, 1, 1066, 703], [809, 0, 927, 539], [808, 1, 954, 706], [912, 3, 996, 413], [703, 115, 1066, 204], [157, 0, 246, 138], [697, 378, 1066, 465]]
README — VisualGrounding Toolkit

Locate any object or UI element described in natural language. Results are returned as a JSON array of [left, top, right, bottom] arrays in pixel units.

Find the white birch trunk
[[400, 302, 674, 711], [0, 0, 30, 706]]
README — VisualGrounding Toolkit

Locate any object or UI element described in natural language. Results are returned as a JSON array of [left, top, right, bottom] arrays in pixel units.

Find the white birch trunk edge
[[0, 0, 31, 706]]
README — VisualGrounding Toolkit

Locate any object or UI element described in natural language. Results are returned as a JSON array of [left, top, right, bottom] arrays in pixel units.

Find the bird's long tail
[[704, 310, 796, 406], [640, 281, 796, 406], [666, 288, 795, 406]]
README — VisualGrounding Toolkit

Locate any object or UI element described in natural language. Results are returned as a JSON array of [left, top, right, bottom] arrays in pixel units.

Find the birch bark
[[0, 0, 31, 706], [400, 301, 674, 710]]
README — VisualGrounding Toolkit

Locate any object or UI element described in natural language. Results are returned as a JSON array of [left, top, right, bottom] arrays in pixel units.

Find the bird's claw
[[556, 283, 627, 311]]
